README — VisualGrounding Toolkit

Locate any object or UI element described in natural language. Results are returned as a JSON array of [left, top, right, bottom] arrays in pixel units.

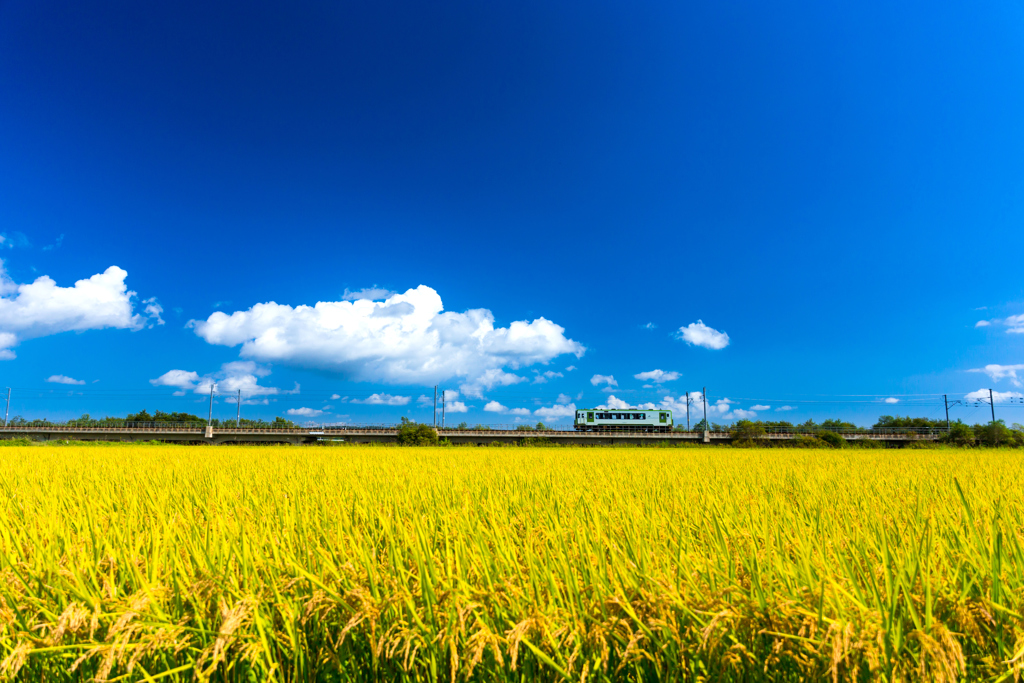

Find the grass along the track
[[1, 445, 1023, 681]]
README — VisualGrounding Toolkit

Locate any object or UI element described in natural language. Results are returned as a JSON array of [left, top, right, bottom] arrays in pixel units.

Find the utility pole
[[3, 388, 9, 428], [237, 389, 241, 427], [208, 383, 216, 426], [685, 391, 690, 431], [990, 388, 996, 423], [943, 394, 950, 430], [702, 386, 708, 431], [433, 385, 437, 428], [442, 389, 446, 429]]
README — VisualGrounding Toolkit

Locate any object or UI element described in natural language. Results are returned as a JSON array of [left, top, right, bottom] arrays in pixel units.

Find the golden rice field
[[2, 445, 1024, 682]]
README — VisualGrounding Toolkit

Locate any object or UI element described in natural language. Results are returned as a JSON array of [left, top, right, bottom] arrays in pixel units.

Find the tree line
[[5, 410, 299, 429]]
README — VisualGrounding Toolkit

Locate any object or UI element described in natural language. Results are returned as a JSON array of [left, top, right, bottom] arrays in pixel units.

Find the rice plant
[[1, 445, 1023, 681]]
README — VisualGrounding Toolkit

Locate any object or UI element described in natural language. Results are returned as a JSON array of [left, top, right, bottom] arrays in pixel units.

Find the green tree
[[731, 420, 766, 442], [942, 421, 975, 447], [397, 421, 438, 446], [976, 420, 1012, 447], [818, 431, 845, 449]]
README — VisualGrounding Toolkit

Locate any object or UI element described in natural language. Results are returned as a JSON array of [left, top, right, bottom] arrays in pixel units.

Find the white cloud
[[968, 364, 1024, 387], [965, 388, 1024, 403], [590, 374, 617, 387], [151, 362, 294, 401], [0, 262, 160, 359], [483, 400, 530, 416], [977, 314, 1024, 334], [330, 393, 342, 400], [884, 397, 899, 404], [46, 374, 85, 385], [287, 407, 323, 417], [534, 402, 576, 419], [640, 322, 657, 330], [730, 409, 758, 419], [445, 401, 469, 413], [565, 365, 576, 372], [676, 320, 729, 350], [417, 394, 432, 406], [555, 393, 573, 405], [750, 404, 770, 411], [142, 298, 165, 326], [633, 369, 679, 384], [532, 370, 563, 384], [776, 405, 796, 412], [342, 286, 396, 301], [598, 395, 632, 410], [189, 286, 584, 398], [351, 393, 410, 406]]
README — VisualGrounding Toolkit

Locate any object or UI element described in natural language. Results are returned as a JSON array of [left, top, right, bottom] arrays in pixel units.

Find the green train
[[574, 408, 673, 432]]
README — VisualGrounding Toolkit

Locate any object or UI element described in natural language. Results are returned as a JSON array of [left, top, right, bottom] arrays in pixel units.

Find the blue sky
[[1, 0, 1022, 427]]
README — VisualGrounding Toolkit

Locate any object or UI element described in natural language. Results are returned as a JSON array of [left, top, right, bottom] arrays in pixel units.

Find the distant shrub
[[903, 440, 939, 449], [941, 422, 975, 447], [847, 438, 886, 449], [397, 423, 438, 446], [818, 431, 845, 449]]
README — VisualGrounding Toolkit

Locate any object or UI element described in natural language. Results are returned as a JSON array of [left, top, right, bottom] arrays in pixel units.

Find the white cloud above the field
[[330, 393, 341, 400], [532, 370, 563, 384], [351, 393, 410, 406], [590, 374, 617, 387], [776, 405, 796, 411], [598, 395, 631, 410], [556, 393, 573, 404], [46, 374, 85, 385], [730, 409, 757, 419], [750, 404, 770, 411], [965, 388, 1024, 403], [565, 365, 576, 372], [287, 407, 323, 417], [970, 364, 1024, 387], [0, 261, 161, 359], [534, 402, 576, 419], [975, 314, 1024, 334], [189, 285, 584, 398], [633, 369, 679, 383], [676, 320, 729, 350], [483, 400, 530, 416], [342, 286, 396, 301], [150, 362, 296, 401], [884, 397, 900, 404]]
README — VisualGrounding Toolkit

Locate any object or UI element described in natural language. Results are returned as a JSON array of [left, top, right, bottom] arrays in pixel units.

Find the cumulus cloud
[[675, 320, 729, 350], [351, 393, 410, 406], [483, 400, 530, 415], [884, 397, 899, 404], [287, 407, 323, 417], [534, 402, 576, 419], [445, 401, 469, 413], [0, 262, 160, 359], [965, 388, 1024, 403], [330, 393, 342, 400], [731, 409, 757, 419], [750, 404, 770, 411], [532, 370, 563, 384], [555, 393, 573, 405], [189, 286, 584, 399], [776, 405, 796, 412], [342, 286, 397, 301], [46, 375, 85, 385], [640, 322, 657, 330], [565, 365, 576, 372], [590, 374, 617, 387], [150, 361, 296, 401], [976, 314, 1024, 334], [597, 395, 632, 410], [969, 364, 1024, 387], [633, 369, 679, 384]]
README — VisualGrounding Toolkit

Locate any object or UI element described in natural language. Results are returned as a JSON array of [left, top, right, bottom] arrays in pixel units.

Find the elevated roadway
[[0, 424, 944, 446]]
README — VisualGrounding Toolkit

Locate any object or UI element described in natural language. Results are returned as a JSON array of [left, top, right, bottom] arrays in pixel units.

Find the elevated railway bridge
[[0, 423, 947, 446]]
